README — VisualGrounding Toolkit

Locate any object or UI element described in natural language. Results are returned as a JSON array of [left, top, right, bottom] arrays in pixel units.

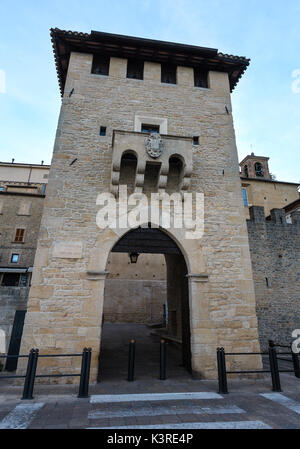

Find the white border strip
[[90, 392, 222, 403], [87, 420, 271, 429], [0, 403, 44, 429], [261, 393, 300, 414], [88, 405, 244, 419]]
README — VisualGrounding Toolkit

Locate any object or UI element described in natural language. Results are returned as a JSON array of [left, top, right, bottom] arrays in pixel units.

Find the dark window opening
[[255, 162, 264, 177], [100, 126, 107, 136], [91, 55, 110, 76], [266, 277, 269, 287], [194, 68, 208, 88], [14, 228, 25, 243], [166, 156, 183, 194], [127, 59, 144, 80], [19, 274, 28, 287], [161, 63, 177, 84], [143, 162, 161, 193], [193, 136, 199, 145], [244, 165, 249, 178], [122, 152, 137, 161], [141, 124, 160, 134], [11, 254, 19, 263], [2, 273, 20, 286], [119, 152, 138, 195]]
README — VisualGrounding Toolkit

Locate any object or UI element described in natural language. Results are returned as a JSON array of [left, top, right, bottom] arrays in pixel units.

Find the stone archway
[[98, 226, 192, 381]]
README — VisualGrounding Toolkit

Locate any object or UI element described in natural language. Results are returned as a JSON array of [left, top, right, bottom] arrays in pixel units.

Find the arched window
[[244, 165, 249, 178], [166, 156, 184, 193], [255, 162, 264, 177], [119, 151, 137, 194]]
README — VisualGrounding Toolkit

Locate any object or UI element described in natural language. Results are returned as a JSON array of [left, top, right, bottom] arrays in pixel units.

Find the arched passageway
[[98, 226, 191, 381]]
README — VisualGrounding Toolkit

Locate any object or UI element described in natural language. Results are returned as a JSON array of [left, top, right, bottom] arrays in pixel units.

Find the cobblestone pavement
[[0, 373, 300, 429]]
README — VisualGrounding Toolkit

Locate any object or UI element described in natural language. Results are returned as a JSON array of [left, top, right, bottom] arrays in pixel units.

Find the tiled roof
[[50, 28, 250, 96]]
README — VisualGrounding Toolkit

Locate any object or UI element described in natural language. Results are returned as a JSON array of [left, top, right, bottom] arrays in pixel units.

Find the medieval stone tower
[[19, 29, 262, 383]]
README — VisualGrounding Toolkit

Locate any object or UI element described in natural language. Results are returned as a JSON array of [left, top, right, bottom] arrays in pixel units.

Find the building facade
[[18, 29, 264, 382], [240, 153, 299, 218], [0, 29, 297, 383], [0, 162, 49, 366]]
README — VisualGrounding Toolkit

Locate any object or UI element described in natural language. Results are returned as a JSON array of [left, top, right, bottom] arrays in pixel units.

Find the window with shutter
[[14, 228, 25, 242]]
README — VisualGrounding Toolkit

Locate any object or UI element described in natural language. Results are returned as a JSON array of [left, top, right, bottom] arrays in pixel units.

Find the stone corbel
[[186, 273, 209, 282], [86, 270, 109, 281]]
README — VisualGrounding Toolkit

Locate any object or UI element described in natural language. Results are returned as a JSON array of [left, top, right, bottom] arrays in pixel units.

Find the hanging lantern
[[129, 252, 139, 264]]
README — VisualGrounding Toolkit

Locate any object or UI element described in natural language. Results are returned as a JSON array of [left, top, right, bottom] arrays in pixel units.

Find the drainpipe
[[27, 166, 32, 184]]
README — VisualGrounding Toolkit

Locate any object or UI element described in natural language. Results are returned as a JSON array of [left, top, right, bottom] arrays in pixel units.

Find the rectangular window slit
[[100, 126, 107, 136], [141, 124, 160, 134]]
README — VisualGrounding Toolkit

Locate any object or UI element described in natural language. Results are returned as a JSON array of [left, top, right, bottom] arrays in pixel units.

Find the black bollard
[[128, 339, 135, 382], [269, 346, 282, 392], [217, 347, 228, 394], [22, 349, 35, 400], [78, 348, 92, 398], [160, 339, 166, 380]]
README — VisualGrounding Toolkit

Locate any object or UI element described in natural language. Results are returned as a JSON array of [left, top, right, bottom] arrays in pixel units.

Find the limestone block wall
[[19, 51, 262, 382], [104, 253, 166, 323], [247, 207, 300, 350]]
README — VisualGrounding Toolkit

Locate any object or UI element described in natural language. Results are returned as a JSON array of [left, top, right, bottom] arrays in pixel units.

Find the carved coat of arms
[[145, 133, 164, 159]]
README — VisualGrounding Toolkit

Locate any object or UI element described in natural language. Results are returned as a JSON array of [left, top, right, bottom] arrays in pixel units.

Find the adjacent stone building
[[240, 153, 299, 218], [0, 162, 49, 367], [247, 206, 300, 350]]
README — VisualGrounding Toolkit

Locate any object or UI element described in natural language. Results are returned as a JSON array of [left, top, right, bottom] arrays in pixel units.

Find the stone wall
[[247, 206, 300, 350], [19, 51, 262, 382], [104, 253, 166, 323]]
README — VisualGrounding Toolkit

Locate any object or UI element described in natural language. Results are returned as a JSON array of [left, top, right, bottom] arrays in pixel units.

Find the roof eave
[[50, 28, 250, 96]]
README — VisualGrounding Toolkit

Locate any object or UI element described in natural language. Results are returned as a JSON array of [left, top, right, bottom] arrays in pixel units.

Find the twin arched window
[[119, 152, 184, 193], [255, 162, 264, 177]]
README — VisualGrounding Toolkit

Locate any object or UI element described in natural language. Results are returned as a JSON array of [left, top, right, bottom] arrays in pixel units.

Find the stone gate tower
[[20, 29, 262, 382]]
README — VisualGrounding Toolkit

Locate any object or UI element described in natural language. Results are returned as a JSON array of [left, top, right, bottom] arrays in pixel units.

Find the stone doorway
[[98, 227, 192, 382]]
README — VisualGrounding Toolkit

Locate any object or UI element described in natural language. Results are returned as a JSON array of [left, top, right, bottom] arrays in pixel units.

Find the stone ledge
[[186, 273, 209, 282], [86, 270, 109, 281]]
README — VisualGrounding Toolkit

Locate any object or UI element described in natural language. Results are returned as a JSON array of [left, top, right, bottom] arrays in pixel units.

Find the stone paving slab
[[0, 374, 299, 429]]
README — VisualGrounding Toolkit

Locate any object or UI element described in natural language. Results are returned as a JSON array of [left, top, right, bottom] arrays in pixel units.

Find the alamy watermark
[[96, 186, 204, 239], [292, 329, 300, 354]]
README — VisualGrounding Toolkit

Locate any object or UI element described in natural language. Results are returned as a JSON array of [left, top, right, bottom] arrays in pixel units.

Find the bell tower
[[240, 153, 271, 179]]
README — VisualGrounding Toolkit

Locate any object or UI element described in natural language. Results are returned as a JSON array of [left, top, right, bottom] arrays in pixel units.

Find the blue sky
[[0, 0, 299, 183]]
